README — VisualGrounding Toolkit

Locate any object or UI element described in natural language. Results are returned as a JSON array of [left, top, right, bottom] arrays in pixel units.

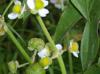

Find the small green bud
[[28, 38, 45, 51], [8, 61, 19, 73], [25, 63, 46, 74]]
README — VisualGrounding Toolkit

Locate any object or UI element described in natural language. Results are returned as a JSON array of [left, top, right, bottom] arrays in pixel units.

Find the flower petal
[[8, 13, 18, 20], [38, 48, 49, 58], [72, 52, 79, 58], [55, 4, 62, 9], [14, 0, 21, 5], [42, 0, 49, 7], [27, 0, 35, 10], [50, 0, 56, 4], [44, 66, 49, 69], [38, 8, 49, 17], [56, 44, 62, 52], [21, 4, 26, 14]]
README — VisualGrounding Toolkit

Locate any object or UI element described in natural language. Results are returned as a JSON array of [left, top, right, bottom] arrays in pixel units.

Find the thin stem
[[68, 51, 73, 74], [36, 15, 67, 74], [4, 25, 33, 64], [18, 63, 29, 68], [61, 0, 64, 11], [49, 67, 54, 74], [2, 0, 14, 16]]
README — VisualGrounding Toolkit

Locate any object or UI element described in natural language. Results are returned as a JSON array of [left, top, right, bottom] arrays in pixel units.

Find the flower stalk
[[2, 0, 15, 16], [68, 51, 73, 74], [36, 14, 67, 74], [4, 25, 33, 64], [2, 0, 33, 64]]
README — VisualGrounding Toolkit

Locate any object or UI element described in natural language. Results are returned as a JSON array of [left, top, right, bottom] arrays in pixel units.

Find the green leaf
[[71, 0, 100, 70], [71, 0, 93, 19], [81, 21, 99, 70], [84, 65, 100, 74], [54, 6, 81, 43]]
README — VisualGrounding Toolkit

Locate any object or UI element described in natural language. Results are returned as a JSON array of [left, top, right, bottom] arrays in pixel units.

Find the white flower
[[38, 44, 63, 59], [27, 0, 49, 17], [8, 0, 25, 20], [69, 40, 79, 58], [50, 0, 64, 9]]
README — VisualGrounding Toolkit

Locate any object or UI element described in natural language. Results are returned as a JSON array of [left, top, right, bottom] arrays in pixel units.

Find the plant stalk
[[4, 25, 33, 64], [36, 15, 67, 74], [2, 0, 14, 16], [2, 0, 32, 64], [68, 51, 73, 74]]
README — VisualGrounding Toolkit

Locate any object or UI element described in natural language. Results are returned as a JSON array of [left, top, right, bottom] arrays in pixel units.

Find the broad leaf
[[71, 0, 100, 70], [54, 6, 81, 43], [71, 0, 93, 19]]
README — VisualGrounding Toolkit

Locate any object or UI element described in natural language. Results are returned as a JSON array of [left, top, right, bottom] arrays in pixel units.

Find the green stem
[[61, 0, 64, 11], [36, 15, 67, 74], [18, 63, 29, 68], [68, 51, 73, 74], [2, 0, 14, 16], [49, 67, 54, 74], [4, 25, 33, 64]]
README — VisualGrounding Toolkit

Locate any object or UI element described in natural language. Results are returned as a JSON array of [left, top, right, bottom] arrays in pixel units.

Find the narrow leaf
[[54, 6, 81, 43]]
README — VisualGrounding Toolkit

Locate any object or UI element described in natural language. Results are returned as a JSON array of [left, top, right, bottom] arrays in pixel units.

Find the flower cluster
[[8, 0, 49, 20], [6, 0, 80, 73], [28, 38, 64, 69], [8, 38, 79, 73]]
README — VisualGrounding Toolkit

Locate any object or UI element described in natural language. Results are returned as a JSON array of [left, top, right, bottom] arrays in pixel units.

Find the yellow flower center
[[39, 57, 52, 67], [71, 42, 78, 52], [12, 4, 21, 13], [35, 0, 44, 10]]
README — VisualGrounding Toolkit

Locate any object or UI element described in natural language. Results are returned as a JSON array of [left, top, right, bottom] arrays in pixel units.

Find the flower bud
[[8, 61, 19, 73], [28, 38, 45, 51], [25, 63, 46, 74]]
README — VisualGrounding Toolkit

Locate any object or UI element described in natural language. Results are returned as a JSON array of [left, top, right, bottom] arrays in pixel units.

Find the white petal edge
[[27, 0, 35, 10], [50, 0, 56, 4], [44, 66, 49, 69], [38, 48, 49, 58], [14, 0, 21, 5], [56, 44, 62, 52], [21, 4, 26, 14], [8, 13, 18, 20], [72, 52, 79, 58], [42, 0, 49, 7], [55, 4, 62, 9], [38, 8, 49, 17]]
